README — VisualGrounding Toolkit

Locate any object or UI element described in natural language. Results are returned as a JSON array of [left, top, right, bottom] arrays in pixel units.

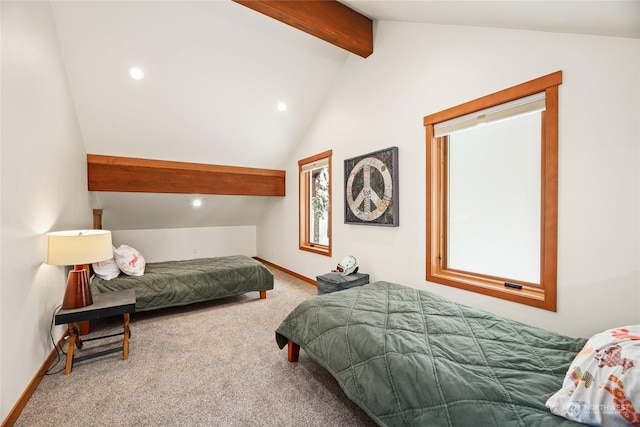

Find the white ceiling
[[342, 1, 640, 39], [52, 1, 348, 170], [52, 1, 348, 229], [49, 0, 639, 230]]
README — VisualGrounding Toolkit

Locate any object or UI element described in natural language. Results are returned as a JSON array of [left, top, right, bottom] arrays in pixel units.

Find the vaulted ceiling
[[52, 1, 349, 229], [343, 1, 640, 39], [49, 0, 639, 230]]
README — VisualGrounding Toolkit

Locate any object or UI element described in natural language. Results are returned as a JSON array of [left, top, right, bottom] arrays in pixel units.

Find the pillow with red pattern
[[114, 245, 145, 276]]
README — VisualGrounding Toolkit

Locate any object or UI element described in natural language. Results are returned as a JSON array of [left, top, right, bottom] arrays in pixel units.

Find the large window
[[423, 71, 561, 311], [299, 150, 332, 256]]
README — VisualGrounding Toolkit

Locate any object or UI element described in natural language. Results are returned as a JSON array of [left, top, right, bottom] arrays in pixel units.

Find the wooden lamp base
[[62, 266, 93, 309]]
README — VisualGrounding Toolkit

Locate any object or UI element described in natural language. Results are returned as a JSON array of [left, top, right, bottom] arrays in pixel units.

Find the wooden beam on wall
[[87, 155, 286, 197], [233, 0, 373, 58]]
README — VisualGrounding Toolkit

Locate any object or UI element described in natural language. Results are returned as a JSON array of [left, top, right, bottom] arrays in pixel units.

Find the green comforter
[[91, 255, 273, 311], [275, 281, 587, 426]]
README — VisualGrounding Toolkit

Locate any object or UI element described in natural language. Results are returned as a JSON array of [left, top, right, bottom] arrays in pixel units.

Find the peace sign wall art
[[344, 146, 399, 226]]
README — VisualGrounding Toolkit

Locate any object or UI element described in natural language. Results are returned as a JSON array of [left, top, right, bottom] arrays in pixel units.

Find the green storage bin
[[316, 272, 369, 295]]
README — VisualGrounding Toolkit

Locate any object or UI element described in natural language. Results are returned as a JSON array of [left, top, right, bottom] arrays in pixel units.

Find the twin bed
[[276, 281, 592, 426], [89, 210, 273, 312], [91, 255, 274, 312]]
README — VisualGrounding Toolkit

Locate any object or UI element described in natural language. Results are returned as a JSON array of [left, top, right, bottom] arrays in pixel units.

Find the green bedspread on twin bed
[[276, 281, 587, 426], [91, 255, 273, 311]]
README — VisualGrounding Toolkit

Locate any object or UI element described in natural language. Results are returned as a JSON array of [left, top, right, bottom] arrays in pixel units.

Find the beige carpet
[[16, 267, 377, 427]]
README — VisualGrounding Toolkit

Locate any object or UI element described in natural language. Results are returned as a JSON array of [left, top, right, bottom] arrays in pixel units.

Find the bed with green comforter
[[275, 281, 587, 426], [91, 255, 273, 311]]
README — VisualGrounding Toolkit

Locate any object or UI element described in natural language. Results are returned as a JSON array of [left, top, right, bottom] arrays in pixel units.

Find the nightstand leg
[[123, 313, 130, 360], [65, 323, 76, 375]]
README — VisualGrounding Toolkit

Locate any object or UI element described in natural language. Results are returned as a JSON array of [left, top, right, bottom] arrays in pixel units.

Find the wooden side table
[[54, 289, 136, 375]]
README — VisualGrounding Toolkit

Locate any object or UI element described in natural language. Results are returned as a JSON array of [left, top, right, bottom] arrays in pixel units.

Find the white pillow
[[92, 246, 121, 280], [114, 245, 146, 276], [546, 325, 640, 426]]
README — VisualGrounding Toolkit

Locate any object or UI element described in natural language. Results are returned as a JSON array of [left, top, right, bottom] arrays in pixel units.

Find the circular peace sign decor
[[344, 146, 399, 226]]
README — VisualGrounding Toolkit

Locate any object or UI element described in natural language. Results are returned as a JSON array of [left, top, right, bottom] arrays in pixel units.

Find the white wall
[[110, 226, 257, 263], [0, 2, 93, 420], [258, 21, 640, 338]]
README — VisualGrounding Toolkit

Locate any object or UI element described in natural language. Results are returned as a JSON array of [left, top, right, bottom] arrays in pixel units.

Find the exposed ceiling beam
[[233, 0, 373, 58], [87, 155, 286, 197]]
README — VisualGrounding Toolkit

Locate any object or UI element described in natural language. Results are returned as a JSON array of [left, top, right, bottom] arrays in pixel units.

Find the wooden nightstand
[[54, 289, 136, 374]]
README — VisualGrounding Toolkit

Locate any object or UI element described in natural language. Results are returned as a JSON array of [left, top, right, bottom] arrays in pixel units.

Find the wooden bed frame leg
[[287, 340, 300, 362], [259, 290, 267, 299], [93, 208, 103, 230]]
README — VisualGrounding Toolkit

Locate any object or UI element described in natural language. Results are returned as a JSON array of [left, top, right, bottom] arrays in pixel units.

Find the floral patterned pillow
[[546, 325, 640, 426]]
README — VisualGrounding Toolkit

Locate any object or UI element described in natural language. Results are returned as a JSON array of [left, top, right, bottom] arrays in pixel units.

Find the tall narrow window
[[299, 150, 332, 256], [424, 71, 561, 311]]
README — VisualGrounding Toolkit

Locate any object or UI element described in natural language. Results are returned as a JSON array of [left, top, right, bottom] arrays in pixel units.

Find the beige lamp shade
[[46, 230, 113, 266]]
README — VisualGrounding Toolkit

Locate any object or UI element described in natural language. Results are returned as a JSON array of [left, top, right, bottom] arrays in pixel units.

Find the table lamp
[[46, 230, 113, 309]]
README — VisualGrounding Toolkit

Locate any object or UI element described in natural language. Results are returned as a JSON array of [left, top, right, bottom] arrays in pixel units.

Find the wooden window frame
[[298, 150, 332, 257], [423, 71, 561, 311]]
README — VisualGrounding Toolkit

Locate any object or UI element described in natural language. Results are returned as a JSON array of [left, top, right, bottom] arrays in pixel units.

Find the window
[[423, 71, 561, 311], [299, 150, 332, 256]]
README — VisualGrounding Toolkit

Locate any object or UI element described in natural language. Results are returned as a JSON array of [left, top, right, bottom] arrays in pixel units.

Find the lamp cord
[[45, 304, 66, 375]]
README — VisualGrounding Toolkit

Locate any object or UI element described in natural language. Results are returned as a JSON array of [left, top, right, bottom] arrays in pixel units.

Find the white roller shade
[[300, 157, 329, 173], [434, 92, 546, 137]]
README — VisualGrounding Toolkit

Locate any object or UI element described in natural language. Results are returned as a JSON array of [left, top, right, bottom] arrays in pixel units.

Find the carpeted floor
[[16, 267, 377, 427]]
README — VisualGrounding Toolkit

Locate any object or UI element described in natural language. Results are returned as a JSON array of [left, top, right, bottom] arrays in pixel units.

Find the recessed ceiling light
[[277, 102, 287, 112], [128, 67, 144, 80], [192, 199, 202, 207]]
